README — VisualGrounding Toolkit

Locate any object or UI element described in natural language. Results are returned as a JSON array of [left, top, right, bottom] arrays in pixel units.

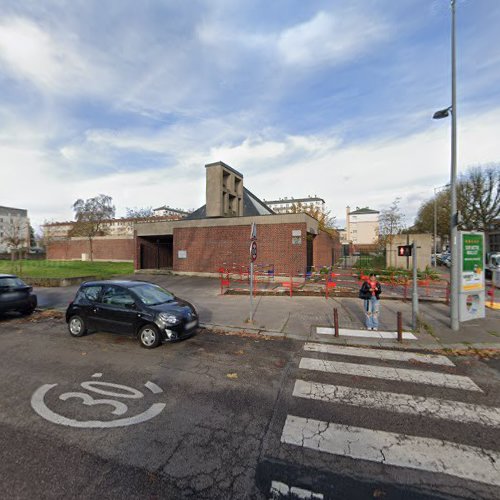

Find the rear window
[[75, 285, 101, 303], [0, 277, 26, 288]]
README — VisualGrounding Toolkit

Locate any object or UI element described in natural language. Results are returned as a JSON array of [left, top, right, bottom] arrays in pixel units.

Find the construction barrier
[[218, 265, 452, 301], [486, 283, 500, 310]]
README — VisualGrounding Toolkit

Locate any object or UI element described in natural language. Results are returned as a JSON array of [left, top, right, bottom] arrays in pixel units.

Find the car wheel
[[68, 315, 87, 337], [138, 324, 161, 349], [22, 306, 35, 316]]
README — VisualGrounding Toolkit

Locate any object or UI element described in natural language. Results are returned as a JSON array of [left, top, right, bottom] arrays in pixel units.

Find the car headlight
[[158, 313, 180, 325]]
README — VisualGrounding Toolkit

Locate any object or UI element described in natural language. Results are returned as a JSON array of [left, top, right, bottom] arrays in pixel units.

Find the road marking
[[299, 358, 482, 392], [31, 378, 166, 428], [316, 327, 417, 339], [281, 415, 500, 487], [304, 343, 455, 366], [293, 380, 500, 427]]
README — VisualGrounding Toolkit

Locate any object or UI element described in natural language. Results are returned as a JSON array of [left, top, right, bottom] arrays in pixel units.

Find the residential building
[[263, 196, 325, 215], [152, 206, 190, 218], [345, 206, 380, 245], [0, 206, 30, 253]]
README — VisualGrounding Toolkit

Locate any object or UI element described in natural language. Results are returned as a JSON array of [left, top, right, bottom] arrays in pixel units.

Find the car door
[[94, 285, 138, 335], [76, 285, 103, 329]]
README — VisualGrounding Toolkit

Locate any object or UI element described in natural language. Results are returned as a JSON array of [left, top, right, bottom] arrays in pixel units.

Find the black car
[[0, 274, 37, 315], [65, 280, 198, 348]]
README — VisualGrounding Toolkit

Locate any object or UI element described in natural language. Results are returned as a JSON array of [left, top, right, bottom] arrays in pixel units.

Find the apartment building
[[152, 206, 190, 218], [0, 206, 30, 253], [263, 196, 325, 215], [344, 206, 380, 245]]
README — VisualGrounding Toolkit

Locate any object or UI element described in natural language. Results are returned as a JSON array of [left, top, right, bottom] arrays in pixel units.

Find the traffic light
[[398, 245, 412, 257]]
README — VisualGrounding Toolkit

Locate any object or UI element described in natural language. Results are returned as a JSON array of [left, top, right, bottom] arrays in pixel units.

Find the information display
[[458, 231, 485, 322]]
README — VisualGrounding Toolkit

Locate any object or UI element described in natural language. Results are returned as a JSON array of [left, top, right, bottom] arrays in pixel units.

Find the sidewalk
[[134, 274, 500, 352]]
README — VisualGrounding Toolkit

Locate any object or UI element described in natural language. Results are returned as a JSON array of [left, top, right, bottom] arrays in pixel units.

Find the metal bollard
[[334, 308, 339, 337], [397, 311, 403, 342]]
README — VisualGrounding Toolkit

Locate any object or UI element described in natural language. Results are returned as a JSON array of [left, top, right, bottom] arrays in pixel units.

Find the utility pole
[[450, 0, 459, 331]]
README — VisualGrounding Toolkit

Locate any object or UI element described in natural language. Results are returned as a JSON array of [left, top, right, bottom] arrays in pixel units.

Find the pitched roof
[[349, 207, 379, 215], [186, 187, 274, 220]]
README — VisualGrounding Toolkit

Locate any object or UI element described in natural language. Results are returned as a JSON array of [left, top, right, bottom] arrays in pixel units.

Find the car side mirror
[[125, 302, 137, 310]]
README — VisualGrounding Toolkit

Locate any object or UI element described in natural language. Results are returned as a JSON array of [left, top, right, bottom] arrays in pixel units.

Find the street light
[[433, 183, 449, 267], [433, 0, 459, 331]]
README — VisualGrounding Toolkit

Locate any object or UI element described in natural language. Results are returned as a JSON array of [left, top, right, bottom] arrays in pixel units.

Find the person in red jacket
[[359, 273, 382, 330]]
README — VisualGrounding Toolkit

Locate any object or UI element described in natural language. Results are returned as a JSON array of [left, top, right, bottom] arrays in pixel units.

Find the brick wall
[[172, 223, 308, 275], [313, 230, 341, 269], [47, 237, 134, 261]]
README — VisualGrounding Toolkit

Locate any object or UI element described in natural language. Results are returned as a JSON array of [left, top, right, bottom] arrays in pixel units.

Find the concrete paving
[[33, 273, 500, 352]]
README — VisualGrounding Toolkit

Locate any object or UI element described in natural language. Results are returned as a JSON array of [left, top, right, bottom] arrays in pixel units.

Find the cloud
[[277, 10, 389, 67], [0, 16, 106, 95]]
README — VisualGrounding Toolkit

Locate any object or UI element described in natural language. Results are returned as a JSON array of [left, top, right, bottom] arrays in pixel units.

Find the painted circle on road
[[31, 374, 165, 428]]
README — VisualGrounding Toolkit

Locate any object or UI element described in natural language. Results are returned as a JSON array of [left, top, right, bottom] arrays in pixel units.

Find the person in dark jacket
[[359, 273, 382, 330]]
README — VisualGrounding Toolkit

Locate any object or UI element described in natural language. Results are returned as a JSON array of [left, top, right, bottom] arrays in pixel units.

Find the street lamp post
[[433, 0, 459, 331]]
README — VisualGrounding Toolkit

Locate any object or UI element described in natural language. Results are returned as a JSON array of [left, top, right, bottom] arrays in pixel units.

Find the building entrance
[[138, 236, 173, 270]]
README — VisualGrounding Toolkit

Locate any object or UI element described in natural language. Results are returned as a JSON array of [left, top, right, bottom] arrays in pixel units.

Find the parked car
[[65, 280, 198, 348], [0, 274, 37, 315]]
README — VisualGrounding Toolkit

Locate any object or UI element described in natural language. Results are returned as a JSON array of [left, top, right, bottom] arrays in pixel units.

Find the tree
[[29, 224, 36, 248], [290, 202, 337, 235], [71, 194, 115, 262], [412, 164, 500, 249], [125, 206, 154, 218], [457, 165, 500, 237], [379, 198, 406, 266], [1, 219, 29, 261], [411, 189, 450, 244]]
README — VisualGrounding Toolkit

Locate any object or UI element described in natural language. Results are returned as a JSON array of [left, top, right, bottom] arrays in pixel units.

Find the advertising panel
[[458, 231, 485, 322], [461, 232, 484, 292]]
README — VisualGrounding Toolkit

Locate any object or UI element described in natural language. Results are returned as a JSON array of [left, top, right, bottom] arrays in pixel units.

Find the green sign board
[[462, 233, 483, 272]]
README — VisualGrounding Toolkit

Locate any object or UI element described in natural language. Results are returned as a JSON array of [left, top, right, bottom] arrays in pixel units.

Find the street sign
[[250, 240, 257, 261], [250, 222, 257, 240]]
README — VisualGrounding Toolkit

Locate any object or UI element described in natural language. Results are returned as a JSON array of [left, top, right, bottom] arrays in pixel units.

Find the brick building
[[45, 216, 175, 261], [135, 162, 341, 275]]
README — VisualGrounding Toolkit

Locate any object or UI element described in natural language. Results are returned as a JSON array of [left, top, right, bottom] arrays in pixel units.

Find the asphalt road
[[1, 312, 500, 499]]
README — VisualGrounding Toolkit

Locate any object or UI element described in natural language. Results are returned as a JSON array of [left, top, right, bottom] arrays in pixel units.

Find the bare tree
[[70, 194, 115, 262], [379, 198, 406, 266], [1, 219, 29, 261], [411, 164, 499, 249], [458, 165, 500, 248]]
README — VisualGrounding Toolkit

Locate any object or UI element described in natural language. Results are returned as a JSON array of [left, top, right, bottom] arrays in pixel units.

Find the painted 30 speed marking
[[31, 373, 165, 428]]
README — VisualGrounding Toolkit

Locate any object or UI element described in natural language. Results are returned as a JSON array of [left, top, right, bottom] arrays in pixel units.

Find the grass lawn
[[0, 260, 134, 279]]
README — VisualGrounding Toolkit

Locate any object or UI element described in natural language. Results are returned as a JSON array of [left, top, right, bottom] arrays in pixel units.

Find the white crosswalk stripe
[[275, 344, 500, 489], [304, 343, 455, 366], [299, 357, 482, 391], [293, 379, 500, 427], [281, 415, 500, 488]]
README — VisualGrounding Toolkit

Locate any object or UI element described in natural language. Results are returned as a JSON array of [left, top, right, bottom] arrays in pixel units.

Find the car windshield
[[132, 283, 174, 305], [0, 277, 26, 288]]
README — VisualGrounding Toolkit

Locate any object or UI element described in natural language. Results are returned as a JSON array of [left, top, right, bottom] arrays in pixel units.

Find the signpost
[[411, 241, 419, 330], [249, 223, 257, 323], [458, 231, 485, 321]]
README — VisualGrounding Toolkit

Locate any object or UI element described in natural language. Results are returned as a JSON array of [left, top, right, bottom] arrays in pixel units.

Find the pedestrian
[[359, 273, 382, 330]]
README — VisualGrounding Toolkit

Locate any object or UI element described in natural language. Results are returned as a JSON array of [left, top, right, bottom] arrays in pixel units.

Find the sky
[[1, 0, 499, 231]]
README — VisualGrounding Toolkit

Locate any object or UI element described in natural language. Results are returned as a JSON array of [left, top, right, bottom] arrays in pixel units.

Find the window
[[133, 283, 174, 305], [101, 286, 135, 308], [75, 285, 102, 303]]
